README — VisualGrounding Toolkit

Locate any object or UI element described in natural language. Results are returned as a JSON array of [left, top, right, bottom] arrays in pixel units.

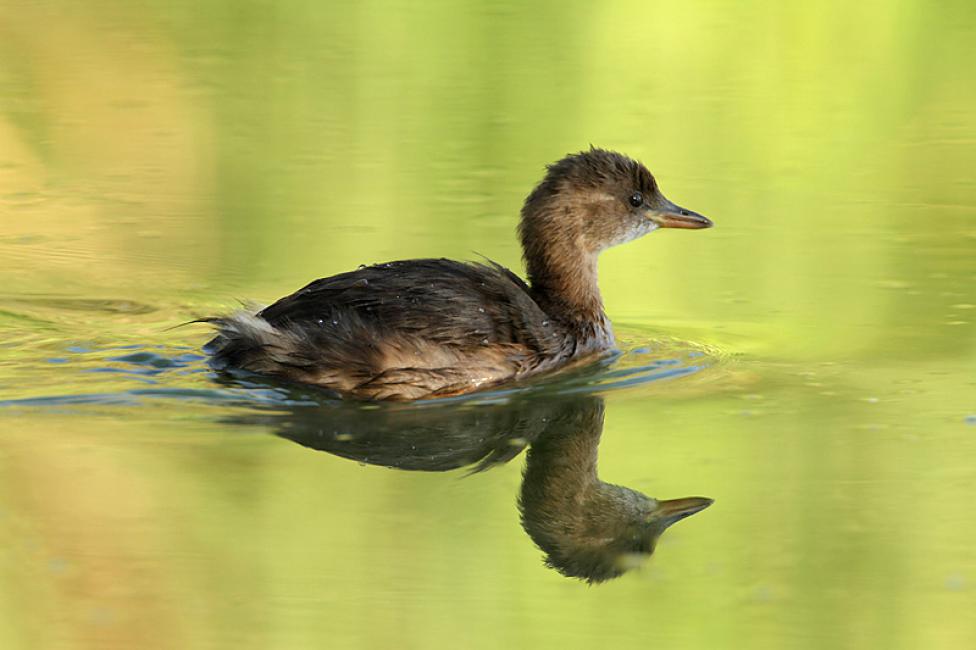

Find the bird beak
[[648, 197, 713, 229], [655, 496, 714, 528]]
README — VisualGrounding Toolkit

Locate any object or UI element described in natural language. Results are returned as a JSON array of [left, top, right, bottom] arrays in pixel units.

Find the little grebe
[[205, 148, 712, 400]]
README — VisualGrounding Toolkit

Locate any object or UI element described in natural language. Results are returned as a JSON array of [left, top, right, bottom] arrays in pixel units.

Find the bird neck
[[522, 234, 611, 343]]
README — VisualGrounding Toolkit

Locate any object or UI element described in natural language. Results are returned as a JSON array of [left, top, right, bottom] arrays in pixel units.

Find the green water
[[1, 1, 975, 648]]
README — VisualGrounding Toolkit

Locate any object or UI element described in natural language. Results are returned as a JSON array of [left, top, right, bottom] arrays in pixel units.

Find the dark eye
[[629, 192, 643, 207]]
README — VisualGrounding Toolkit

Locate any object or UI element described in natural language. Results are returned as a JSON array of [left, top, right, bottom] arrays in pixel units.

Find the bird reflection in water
[[238, 393, 711, 583]]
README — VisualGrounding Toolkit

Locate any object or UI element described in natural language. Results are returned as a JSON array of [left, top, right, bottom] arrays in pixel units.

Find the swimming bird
[[205, 148, 712, 400]]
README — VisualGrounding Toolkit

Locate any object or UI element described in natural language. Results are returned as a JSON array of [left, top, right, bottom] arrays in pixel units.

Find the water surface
[[1, 2, 975, 649]]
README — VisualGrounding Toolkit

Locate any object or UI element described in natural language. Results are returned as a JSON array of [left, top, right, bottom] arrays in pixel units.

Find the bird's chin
[[600, 222, 659, 250], [635, 220, 661, 242]]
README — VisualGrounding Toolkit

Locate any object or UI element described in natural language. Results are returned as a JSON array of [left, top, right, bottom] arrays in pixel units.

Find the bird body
[[207, 259, 582, 400]]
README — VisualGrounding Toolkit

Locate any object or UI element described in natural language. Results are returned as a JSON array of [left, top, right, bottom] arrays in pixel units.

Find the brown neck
[[523, 238, 608, 331]]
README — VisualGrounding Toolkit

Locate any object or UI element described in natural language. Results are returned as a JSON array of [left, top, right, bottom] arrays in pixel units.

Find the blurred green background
[[0, 1, 974, 649]]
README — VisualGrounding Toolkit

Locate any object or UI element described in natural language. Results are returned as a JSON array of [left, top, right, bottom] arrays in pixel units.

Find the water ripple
[[0, 332, 719, 413]]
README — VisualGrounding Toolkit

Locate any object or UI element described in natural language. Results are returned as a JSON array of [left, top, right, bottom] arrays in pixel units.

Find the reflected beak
[[656, 496, 714, 528], [648, 198, 713, 229]]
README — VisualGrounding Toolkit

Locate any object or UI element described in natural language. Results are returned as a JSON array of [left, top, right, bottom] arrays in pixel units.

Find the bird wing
[[258, 258, 561, 353]]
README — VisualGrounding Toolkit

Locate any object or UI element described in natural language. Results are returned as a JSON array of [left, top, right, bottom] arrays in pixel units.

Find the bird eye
[[629, 192, 643, 207]]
